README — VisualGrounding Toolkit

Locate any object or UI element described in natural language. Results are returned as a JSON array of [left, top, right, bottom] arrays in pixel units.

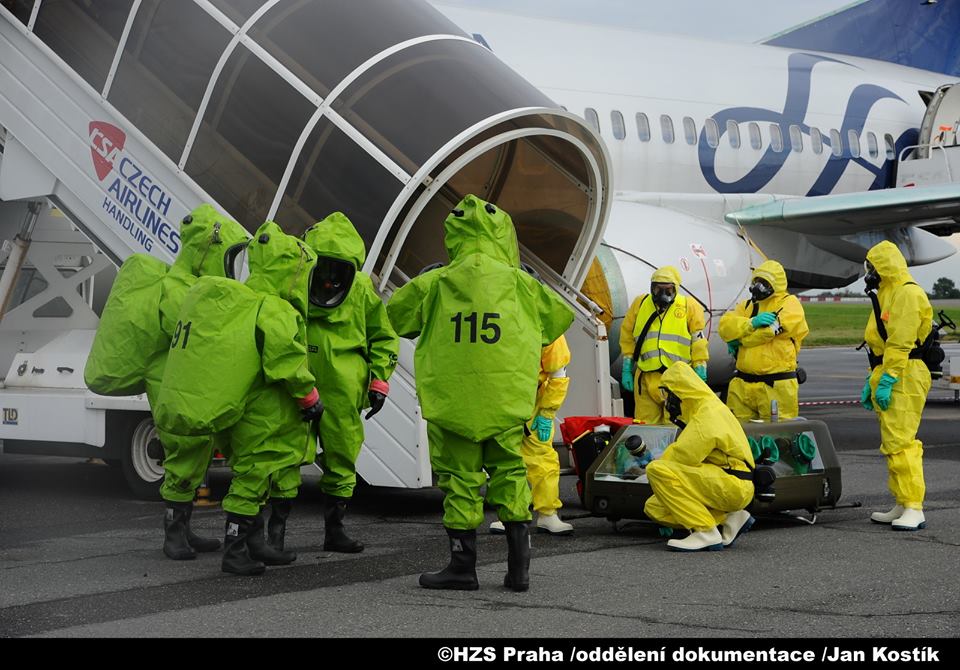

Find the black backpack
[[866, 284, 946, 378]]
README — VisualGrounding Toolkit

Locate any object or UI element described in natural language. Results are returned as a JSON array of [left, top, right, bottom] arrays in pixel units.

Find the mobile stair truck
[[0, 1, 614, 497]]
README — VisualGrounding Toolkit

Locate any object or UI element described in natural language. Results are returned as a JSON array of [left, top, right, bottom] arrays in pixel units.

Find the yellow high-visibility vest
[[632, 295, 693, 372]]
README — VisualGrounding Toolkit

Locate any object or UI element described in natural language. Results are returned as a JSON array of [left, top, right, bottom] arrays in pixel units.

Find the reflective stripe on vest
[[633, 294, 693, 371]]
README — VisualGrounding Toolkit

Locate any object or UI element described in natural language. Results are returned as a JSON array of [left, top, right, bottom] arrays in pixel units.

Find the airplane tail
[[763, 0, 960, 77]]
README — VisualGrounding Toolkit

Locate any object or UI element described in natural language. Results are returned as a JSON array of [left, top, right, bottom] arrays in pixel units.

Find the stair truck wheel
[[110, 412, 164, 500]]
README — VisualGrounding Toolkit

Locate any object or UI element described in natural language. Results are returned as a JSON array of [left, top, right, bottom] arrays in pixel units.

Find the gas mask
[[749, 278, 774, 302], [660, 386, 686, 429], [863, 260, 881, 291], [309, 256, 356, 308], [651, 282, 676, 311]]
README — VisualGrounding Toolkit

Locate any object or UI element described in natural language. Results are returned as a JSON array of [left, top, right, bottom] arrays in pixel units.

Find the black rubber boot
[[247, 510, 296, 565], [503, 521, 531, 592], [323, 494, 364, 553], [419, 527, 479, 591], [184, 503, 221, 553], [162, 501, 196, 561], [221, 513, 266, 576], [266, 498, 292, 552]]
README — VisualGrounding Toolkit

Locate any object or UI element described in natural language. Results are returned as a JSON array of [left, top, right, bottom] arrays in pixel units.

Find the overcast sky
[[435, 0, 960, 292]]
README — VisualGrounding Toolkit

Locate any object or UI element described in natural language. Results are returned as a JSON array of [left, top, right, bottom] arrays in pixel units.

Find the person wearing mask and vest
[[619, 266, 708, 423], [718, 260, 809, 421], [643, 362, 756, 552], [861, 241, 931, 531], [490, 334, 573, 536]]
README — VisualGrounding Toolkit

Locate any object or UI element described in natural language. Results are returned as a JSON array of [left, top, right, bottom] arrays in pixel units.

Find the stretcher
[[581, 419, 842, 522]]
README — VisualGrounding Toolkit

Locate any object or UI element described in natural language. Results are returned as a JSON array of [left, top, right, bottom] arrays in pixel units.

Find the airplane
[[2, 0, 960, 495]]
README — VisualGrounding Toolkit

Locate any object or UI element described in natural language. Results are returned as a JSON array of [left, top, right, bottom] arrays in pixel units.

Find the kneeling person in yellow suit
[[490, 334, 573, 536], [643, 362, 756, 551]]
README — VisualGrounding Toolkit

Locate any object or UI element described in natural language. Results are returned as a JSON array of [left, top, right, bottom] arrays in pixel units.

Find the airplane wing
[[725, 183, 960, 236]]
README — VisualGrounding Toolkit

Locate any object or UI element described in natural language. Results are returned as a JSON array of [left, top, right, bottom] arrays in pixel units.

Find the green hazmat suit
[[297, 212, 399, 499], [156, 221, 318, 515], [643, 362, 756, 531], [863, 241, 932, 511], [83, 204, 249, 502], [387, 195, 574, 529]]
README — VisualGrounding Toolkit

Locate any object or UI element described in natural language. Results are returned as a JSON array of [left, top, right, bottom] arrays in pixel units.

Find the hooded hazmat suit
[[387, 195, 574, 530], [718, 260, 809, 421], [299, 212, 399, 499], [84, 204, 248, 502], [643, 362, 756, 532], [619, 266, 708, 423], [155, 221, 318, 516], [863, 241, 931, 513]]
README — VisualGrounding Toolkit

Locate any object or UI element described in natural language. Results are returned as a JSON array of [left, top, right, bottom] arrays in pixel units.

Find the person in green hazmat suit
[[273, 211, 399, 554], [861, 241, 932, 531], [84, 204, 248, 561], [643, 362, 756, 552], [387, 195, 574, 592], [155, 222, 322, 576]]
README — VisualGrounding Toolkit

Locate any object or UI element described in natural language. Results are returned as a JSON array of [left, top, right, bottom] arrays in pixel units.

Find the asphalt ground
[[0, 347, 958, 639]]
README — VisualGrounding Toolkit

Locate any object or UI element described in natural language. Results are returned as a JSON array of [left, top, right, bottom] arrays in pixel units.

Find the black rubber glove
[[301, 399, 324, 423], [365, 391, 386, 420]]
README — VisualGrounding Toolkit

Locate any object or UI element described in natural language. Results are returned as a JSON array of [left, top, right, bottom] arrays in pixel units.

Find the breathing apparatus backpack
[[862, 285, 949, 378]]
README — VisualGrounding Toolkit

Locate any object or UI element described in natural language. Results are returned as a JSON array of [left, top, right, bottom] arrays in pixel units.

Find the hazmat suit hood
[[172, 204, 248, 278], [303, 211, 366, 270], [660, 360, 720, 420], [751, 260, 788, 296], [866, 241, 913, 288], [651, 265, 681, 290], [443, 194, 520, 267], [245, 221, 317, 318]]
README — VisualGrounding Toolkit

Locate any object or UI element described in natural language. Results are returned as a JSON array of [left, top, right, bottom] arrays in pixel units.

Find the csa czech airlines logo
[[89, 122, 126, 181]]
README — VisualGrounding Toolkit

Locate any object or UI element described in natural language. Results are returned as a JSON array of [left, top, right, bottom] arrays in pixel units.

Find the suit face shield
[[659, 385, 686, 429], [863, 260, 881, 291], [749, 278, 774, 302], [520, 261, 543, 283], [417, 262, 444, 277], [224, 241, 251, 282], [309, 256, 356, 308], [651, 282, 676, 311]]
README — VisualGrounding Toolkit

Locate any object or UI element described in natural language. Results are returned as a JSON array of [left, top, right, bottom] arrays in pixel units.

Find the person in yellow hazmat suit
[[861, 241, 932, 531], [643, 362, 756, 551], [490, 334, 574, 536], [718, 260, 809, 421], [619, 266, 708, 423]]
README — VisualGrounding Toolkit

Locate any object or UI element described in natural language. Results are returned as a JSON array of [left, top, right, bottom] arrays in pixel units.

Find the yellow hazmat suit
[[718, 260, 809, 420], [522, 335, 571, 516], [619, 266, 708, 423], [863, 241, 931, 513], [643, 362, 755, 532]]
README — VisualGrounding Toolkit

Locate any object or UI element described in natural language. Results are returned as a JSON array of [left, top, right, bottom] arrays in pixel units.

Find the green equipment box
[[583, 419, 842, 522]]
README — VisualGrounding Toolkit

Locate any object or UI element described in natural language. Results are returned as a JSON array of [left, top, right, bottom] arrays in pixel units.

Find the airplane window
[[611, 111, 626, 140], [683, 117, 697, 145], [884, 133, 896, 160], [636, 113, 650, 141], [830, 129, 843, 157], [704, 118, 719, 148], [109, 0, 232, 162], [33, 0, 135, 91], [727, 120, 741, 149], [585, 108, 601, 134], [789, 125, 803, 153], [769, 124, 783, 152], [660, 115, 675, 144], [847, 129, 861, 158], [185, 46, 316, 232], [748, 122, 761, 150], [867, 132, 879, 158], [810, 127, 823, 154]]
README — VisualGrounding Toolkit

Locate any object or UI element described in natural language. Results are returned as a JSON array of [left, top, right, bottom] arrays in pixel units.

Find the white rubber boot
[[536, 513, 574, 536], [667, 527, 724, 552], [489, 520, 505, 534], [870, 504, 905, 524], [720, 510, 755, 547], [891, 508, 926, 531]]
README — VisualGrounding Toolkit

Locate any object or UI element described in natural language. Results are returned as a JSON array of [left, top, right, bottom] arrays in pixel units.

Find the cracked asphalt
[[1, 347, 958, 637]]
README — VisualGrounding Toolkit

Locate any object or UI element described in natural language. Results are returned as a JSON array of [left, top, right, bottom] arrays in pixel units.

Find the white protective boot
[[870, 504, 905, 524], [536, 513, 574, 536], [720, 510, 755, 547], [667, 527, 724, 552], [489, 520, 505, 534], [891, 508, 926, 531]]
